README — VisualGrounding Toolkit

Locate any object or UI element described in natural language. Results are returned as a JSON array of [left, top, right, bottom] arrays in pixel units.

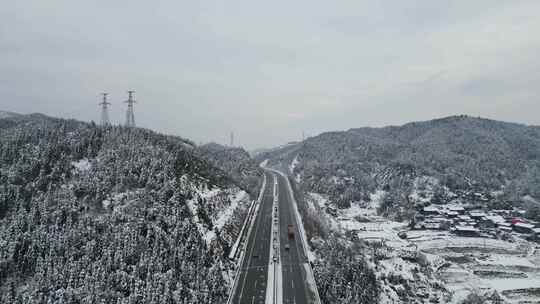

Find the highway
[[231, 169, 319, 304], [275, 171, 318, 304], [231, 170, 274, 304]]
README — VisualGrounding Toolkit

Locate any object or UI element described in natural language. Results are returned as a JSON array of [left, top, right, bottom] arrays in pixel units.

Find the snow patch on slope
[[289, 155, 299, 173], [306, 192, 340, 232], [408, 176, 439, 206], [187, 186, 249, 246], [307, 189, 449, 303], [307, 192, 326, 210], [214, 190, 248, 230], [102, 191, 137, 210], [72, 158, 92, 172], [289, 155, 302, 183]]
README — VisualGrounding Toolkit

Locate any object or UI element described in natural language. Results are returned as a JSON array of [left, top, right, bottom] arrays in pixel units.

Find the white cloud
[[1, 0, 539, 148]]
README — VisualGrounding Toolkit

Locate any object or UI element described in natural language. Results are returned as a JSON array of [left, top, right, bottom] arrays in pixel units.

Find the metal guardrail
[[228, 199, 257, 260]]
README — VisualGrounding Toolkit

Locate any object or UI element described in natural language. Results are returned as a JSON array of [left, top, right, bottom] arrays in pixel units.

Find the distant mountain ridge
[[259, 115, 540, 214], [0, 110, 20, 119]]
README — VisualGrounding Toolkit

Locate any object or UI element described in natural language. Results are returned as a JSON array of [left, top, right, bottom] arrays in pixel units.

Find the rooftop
[[455, 226, 478, 232], [485, 215, 506, 223], [514, 222, 535, 229]]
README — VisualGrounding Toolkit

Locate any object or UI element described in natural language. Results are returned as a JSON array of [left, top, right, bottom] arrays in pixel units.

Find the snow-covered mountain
[[0, 110, 20, 119], [196, 142, 263, 196], [0, 113, 258, 303], [259, 115, 540, 303], [260, 115, 540, 215]]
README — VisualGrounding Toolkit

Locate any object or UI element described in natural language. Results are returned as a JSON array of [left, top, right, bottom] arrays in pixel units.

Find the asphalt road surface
[[232, 169, 317, 304], [276, 172, 316, 304], [231, 170, 274, 304]]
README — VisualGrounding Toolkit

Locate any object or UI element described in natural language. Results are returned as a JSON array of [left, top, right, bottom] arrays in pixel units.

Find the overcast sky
[[2, 1, 540, 149]]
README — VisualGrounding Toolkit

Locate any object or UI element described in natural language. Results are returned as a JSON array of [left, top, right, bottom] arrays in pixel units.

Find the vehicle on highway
[[285, 244, 290, 250], [287, 225, 295, 239]]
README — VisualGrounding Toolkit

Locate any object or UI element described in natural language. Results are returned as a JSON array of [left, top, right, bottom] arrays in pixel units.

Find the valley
[[258, 115, 540, 303], [2, 113, 540, 303]]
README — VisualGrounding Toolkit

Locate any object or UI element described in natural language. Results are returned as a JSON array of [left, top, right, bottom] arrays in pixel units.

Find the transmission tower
[[99, 93, 111, 126], [125, 90, 136, 127]]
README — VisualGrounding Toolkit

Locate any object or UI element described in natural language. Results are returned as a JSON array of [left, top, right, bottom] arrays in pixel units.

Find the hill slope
[[256, 115, 540, 303], [196, 143, 263, 196], [0, 114, 255, 303], [260, 115, 540, 214], [0, 111, 20, 119]]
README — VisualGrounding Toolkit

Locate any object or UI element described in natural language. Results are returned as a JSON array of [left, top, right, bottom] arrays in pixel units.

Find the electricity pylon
[[125, 90, 136, 127], [99, 93, 111, 126]]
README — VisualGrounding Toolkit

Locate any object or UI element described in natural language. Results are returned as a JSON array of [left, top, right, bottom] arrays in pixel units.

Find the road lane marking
[[238, 173, 270, 301], [271, 169, 322, 304]]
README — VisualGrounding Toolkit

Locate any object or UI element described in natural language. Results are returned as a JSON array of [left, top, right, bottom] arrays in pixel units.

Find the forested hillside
[[196, 143, 263, 195], [257, 115, 540, 303], [260, 116, 540, 214], [0, 114, 255, 303]]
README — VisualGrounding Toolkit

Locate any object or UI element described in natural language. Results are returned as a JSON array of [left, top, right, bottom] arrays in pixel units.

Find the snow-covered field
[[306, 190, 540, 303], [410, 230, 540, 303]]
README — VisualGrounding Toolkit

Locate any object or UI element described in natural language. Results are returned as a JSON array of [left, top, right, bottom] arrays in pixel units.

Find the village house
[[514, 222, 536, 234], [453, 225, 479, 237]]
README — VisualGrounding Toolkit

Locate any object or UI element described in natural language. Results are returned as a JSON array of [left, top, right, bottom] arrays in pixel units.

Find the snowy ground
[[72, 158, 92, 172], [306, 190, 540, 303], [289, 155, 302, 183], [187, 185, 249, 246], [409, 229, 540, 303]]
